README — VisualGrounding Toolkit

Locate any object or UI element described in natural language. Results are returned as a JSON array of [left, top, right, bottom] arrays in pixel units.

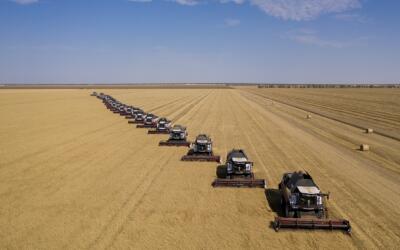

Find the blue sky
[[0, 0, 399, 84]]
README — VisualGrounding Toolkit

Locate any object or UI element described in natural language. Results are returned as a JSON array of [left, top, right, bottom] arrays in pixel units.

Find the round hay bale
[[306, 114, 312, 119], [360, 144, 370, 151], [365, 128, 374, 134]]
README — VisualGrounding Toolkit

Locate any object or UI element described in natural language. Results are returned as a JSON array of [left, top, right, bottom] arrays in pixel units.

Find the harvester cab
[[148, 118, 171, 134], [181, 134, 220, 162], [159, 125, 190, 146], [273, 171, 351, 233], [212, 149, 266, 188]]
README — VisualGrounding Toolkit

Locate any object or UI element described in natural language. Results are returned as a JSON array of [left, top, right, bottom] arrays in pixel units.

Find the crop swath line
[[227, 91, 275, 180], [243, 92, 400, 174], [238, 90, 400, 246], [243, 90, 400, 142], [0, 118, 124, 172], [87, 150, 176, 250], [171, 90, 213, 123]]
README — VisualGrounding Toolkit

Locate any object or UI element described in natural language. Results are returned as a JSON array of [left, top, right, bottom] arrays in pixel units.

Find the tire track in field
[[168, 91, 212, 122], [62, 128, 165, 249], [188, 90, 221, 138], [100, 91, 213, 249], [239, 90, 400, 248], [86, 92, 210, 249], [1, 94, 189, 172], [87, 150, 176, 250], [243, 89, 400, 142], [145, 96, 191, 114], [232, 91, 298, 178], [0, 122, 137, 203], [0, 92, 100, 108], [226, 91, 273, 180], [241, 91, 400, 176], [236, 92, 372, 247], [0, 118, 125, 171]]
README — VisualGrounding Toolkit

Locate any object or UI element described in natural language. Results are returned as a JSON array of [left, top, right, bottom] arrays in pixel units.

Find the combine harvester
[[212, 149, 266, 188], [110, 103, 120, 113], [117, 104, 128, 115], [125, 107, 141, 119], [120, 106, 133, 117], [181, 134, 220, 162], [90, 91, 97, 97], [97, 92, 105, 99], [128, 111, 146, 124], [137, 113, 158, 128], [273, 171, 351, 233], [159, 125, 190, 147], [148, 118, 171, 134]]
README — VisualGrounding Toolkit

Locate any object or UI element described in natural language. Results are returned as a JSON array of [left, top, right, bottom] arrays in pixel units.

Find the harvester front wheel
[[216, 165, 227, 179]]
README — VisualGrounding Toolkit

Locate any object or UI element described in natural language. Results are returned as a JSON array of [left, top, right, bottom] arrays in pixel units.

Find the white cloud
[[220, 0, 246, 4], [133, 0, 363, 21], [249, 0, 361, 21], [171, 0, 199, 6], [12, 0, 39, 4], [221, 0, 361, 21], [224, 18, 241, 27]]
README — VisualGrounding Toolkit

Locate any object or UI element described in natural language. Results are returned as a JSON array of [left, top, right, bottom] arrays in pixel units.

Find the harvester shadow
[[265, 188, 284, 230]]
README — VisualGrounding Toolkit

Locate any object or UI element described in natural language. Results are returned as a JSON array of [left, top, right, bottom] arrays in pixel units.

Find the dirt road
[[0, 88, 399, 249]]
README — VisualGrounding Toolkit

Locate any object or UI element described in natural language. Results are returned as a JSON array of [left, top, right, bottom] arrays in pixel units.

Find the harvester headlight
[[317, 196, 323, 205], [207, 145, 211, 151], [245, 163, 251, 171]]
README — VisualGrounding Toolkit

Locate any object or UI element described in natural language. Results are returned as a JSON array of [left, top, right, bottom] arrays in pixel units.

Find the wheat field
[[0, 87, 399, 249]]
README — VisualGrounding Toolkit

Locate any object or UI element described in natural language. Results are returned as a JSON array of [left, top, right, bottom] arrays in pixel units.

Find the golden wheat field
[[0, 87, 399, 249]]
